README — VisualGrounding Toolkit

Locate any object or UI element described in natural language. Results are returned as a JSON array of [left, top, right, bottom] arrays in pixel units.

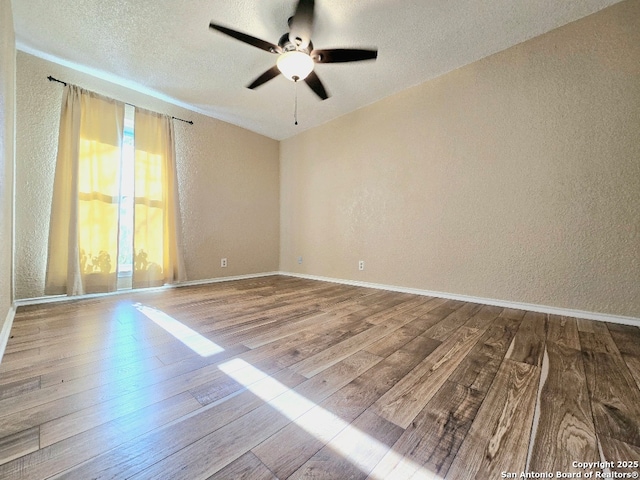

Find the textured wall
[[0, 0, 15, 314], [280, 0, 640, 318], [15, 52, 279, 299]]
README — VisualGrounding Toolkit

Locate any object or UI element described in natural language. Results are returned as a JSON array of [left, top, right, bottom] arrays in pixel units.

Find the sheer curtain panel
[[45, 85, 124, 295], [132, 108, 186, 288]]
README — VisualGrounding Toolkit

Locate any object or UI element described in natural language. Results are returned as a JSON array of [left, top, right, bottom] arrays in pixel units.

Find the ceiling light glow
[[277, 50, 314, 81]]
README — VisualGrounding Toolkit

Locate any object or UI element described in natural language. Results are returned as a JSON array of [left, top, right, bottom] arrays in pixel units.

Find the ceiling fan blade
[[289, 0, 314, 49], [311, 48, 378, 63], [304, 71, 329, 100], [247, 66, 282, 89], [209, 22, 281, 54]]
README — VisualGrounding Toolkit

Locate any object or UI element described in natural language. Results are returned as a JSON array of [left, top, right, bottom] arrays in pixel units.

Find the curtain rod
[[47, 76, 194, 125]]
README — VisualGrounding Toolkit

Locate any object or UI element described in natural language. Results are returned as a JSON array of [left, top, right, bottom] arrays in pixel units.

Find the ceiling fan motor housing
[[278, 33, 313, 55]]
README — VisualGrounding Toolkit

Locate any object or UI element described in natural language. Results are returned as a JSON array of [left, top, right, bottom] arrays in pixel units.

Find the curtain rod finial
[[47, 75, 67, 86]]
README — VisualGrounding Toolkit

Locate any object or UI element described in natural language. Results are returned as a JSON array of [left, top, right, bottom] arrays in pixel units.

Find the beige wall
[[280, 0, 640, 318], [15, 52, 280, 299], [0, 0, 15, 315], [10, 1, 640, 317]]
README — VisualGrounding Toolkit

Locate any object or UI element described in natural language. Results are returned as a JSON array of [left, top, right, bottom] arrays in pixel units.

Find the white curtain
[[132, 108, 186, 288], [45, 85, 124, 295]]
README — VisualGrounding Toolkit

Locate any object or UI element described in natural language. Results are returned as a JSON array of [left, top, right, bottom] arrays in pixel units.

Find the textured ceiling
[[13, 0, 622, 140]]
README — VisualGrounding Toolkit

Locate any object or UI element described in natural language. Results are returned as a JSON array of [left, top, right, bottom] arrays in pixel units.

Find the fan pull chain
[[294, 79, 299, 125]]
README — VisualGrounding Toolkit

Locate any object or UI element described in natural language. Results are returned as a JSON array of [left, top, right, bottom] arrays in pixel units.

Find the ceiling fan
[[209, 0, 378, 100]]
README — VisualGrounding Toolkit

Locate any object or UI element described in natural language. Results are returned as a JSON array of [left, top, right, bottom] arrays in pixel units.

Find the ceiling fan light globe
[[277, 51, 314, 81]]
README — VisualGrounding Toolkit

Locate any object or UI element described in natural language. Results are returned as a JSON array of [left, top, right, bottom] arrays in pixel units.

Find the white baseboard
[[0, 305, 16, 363], [13, 271, 282, 307], [176, 272, 280, 288], [12, 271, 639, 328], [279, 272, 640, 327]]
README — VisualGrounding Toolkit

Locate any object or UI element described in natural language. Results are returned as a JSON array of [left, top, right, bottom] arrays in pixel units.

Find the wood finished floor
[[1, 275, 639, 479]]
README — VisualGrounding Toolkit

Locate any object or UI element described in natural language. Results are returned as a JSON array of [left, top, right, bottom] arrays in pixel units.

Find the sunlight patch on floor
[[133, 310, 443, 478], [134, 303, 224, 357], [219, 358, 444, 480]]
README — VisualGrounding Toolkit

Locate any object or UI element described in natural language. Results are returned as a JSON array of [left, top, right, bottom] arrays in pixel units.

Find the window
[[46, 85, 184, 296], [117, 104, 135, 289]]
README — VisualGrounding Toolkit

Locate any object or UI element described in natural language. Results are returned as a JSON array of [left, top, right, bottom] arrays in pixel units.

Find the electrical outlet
[[298, 256, 303, 264], [221, 258, 227, 268], [358, 260, 365, 271]]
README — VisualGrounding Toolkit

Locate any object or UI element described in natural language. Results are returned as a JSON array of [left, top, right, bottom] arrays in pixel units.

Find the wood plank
[[0, 427, 39, 466], [364, 296, 444, 326], [462, 304, 504, 330], [372, 326, 485, 428], [290, 315, 411, 378], [0, 347, 41, 367], [527, 342, 598, 473], [444, 359, 540, 480], [239, 322, 370, 373], [364, 324, 423, 358], [292, 350, 384, 404], [239, 311, 333, 348], [449, 316, 520, 392], [506, 310, 547, 367], [289, 410, 404, 480], [253, 408, 344, 479], [400, 334, 442, 358], [546, 314, 580, 350], [622, 354, 640, 391], [369, 380, 484, 479], [206, 452, 276, 480], [606, 323, 640, 357], [39, 353, 166, 389], [472, 304, 504, 321], [576, 318, 609, 334], [0, 377, 40, 401], [598, 435, 640, 476], [207, 308, 325, 346], [579, 330, 621, 355], [188, 370, 250, 407], [405, 312, 449, 333], [500, 308, 527, 320], [422, 302, 481, 342], [581, 333, 640, 447]]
